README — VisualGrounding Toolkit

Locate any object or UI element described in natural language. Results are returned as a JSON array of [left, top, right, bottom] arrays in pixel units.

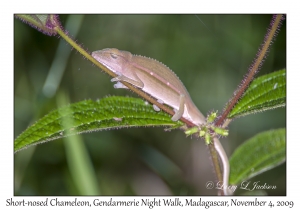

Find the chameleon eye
[[110, 53, 118, 59]]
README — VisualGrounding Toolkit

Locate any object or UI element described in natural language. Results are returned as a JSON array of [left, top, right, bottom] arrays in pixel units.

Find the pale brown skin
[[92, 48, 206, 125]]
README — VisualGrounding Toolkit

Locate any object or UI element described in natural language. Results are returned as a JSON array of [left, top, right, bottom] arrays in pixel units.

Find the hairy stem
[[210, 15, 284, 196], [55, 24, 226, 196], [216, 14, 284, 127], [213, 138, 231, 195], [208, 140, 224, 195], [54, 27, 195, 127]]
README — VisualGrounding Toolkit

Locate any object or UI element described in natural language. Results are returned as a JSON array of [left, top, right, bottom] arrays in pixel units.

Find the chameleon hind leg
[[171, 94, 185, 121]]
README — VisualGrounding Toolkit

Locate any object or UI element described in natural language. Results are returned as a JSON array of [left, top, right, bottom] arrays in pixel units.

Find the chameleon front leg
[[112, 71, 185, 123], [171, 94, 185, 121], [111, 71, 144, 89]]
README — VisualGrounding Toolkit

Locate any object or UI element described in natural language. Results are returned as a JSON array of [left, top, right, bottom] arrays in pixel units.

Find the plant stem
[[54, 26, 195, 127], [214, 137, 231, 195], [209, 14, 284, 195], [55, 23, 227, 196], [208, 140, 224, 195], [216, 14, 284, 127]]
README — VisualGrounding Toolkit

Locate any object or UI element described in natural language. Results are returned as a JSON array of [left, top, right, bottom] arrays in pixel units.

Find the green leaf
[[15, 14, 61, 36], [229, 69, 286, 118], [229, 128, 286, 185], [14, 96, 183, 153]]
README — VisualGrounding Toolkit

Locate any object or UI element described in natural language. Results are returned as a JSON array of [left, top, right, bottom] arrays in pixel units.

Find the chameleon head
[[92, 48, 132, 73]]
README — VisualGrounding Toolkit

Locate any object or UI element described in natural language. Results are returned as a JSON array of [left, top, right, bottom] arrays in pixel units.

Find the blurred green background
[[14, 15, 286, 195]]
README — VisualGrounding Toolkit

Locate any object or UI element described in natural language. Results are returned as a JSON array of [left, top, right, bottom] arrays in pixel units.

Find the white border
[[3, 0, 299, 209]]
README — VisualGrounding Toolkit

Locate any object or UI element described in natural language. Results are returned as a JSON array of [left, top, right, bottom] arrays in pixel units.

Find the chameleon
[[92, 48, 231, 195], [92, 48, 206, 126]]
